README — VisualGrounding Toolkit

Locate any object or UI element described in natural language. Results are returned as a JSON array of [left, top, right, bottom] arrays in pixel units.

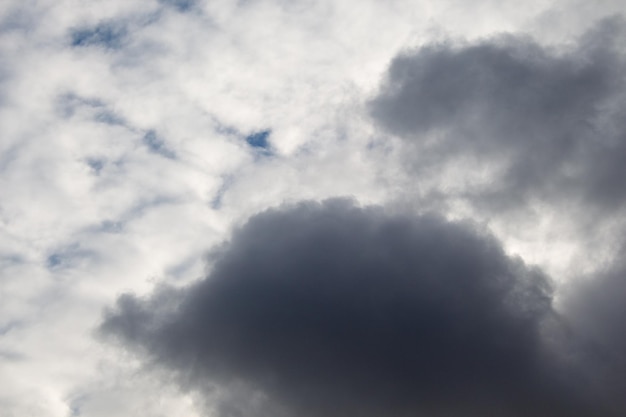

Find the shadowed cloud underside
[[100, 199, 610, 417]]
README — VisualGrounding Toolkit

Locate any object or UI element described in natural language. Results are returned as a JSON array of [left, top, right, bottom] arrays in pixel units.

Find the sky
[[1, 1, 626, 416]]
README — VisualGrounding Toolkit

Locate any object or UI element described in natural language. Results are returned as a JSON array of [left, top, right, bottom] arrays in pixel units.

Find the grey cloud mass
[[366, 18, 626, 415], [561, 252, 626, 413], [370, 17, 626, 212], [7, 0, 626, 414], [100, 199, 618, 417]]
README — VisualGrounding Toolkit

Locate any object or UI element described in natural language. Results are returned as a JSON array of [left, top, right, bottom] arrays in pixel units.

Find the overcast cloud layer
[[2, 0, 626, 416]]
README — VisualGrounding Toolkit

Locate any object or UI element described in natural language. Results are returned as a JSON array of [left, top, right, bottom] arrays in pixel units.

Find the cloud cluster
[[101, 199, 617, 417], [3, 0, 626, 415], [366, 18, 626, 416], [370, 17, 626, 213], [98, 15, 626, 417]]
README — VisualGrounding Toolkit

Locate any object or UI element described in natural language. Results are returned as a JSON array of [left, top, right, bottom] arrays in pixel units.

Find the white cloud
[[1, 0, 625, 415]]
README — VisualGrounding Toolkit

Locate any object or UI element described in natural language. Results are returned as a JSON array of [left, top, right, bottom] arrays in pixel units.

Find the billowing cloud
[[366, 19, 626, 416], [101, 199, 618, 417], [4, 0, 626, 415], [370, 17, 626, 212]]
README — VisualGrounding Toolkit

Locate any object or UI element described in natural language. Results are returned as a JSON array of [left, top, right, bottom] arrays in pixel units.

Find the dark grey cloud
[[560, 251, 626, 414], [368, 23, 626, 416], [370, 17, 626, 213], [100, 199, 618, 417]]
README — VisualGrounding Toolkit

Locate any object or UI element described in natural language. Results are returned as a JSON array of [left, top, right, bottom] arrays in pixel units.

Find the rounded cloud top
[[101, 199, 606, 417]]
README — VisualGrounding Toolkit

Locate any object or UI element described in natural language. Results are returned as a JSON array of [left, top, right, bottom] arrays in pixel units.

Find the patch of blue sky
[[85, 197, 177, 238], [245, 129, 272, 151], [159, 0, 197, 12], [70, 22, 127, 49], [143, 130, 176, 159], [56, 93, 103, 118], [212, 118, 273, 156], [85, 158, 104, 175], [58, 93, 126, 126], [210, 175, 234, 210], [45, 253, 64, 269], [208, 115, 240, 137], [99, 220, 124, 233], [46, 245, 96, 270], [94, 110, 126, 126]]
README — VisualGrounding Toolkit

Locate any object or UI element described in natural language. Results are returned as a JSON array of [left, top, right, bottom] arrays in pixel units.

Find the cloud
[[4, 0, 625, 415], [370, 17, 626, 213], [559, 249, 626, 415], [366, 20, 626, 415], [100, 198, 617, 417]]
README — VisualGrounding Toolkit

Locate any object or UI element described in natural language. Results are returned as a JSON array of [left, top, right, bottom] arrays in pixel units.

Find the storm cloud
[[370, 18, 626, 212], [100, 199, 615, 417], [560, 250, 626, 414]]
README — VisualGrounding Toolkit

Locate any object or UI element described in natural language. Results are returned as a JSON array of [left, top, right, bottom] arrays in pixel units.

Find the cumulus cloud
[[370, 17, 626, 213], [365, 19, 626, 416], [4, 0, 626, 415], [101, 199, 619, 417]]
